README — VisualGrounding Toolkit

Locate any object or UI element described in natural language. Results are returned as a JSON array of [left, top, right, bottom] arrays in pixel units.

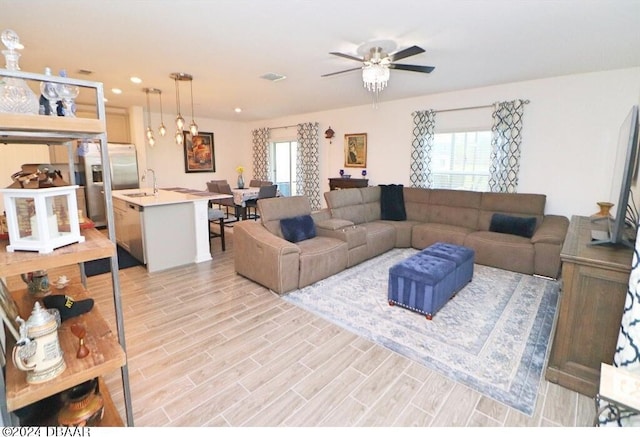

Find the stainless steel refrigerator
[[80, 142, 139, 227]]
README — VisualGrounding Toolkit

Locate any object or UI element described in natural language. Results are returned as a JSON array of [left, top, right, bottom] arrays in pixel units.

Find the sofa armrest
[[531, 215, 570, 245], [233, 221, 301, 294], [316, 218, 355, 230]]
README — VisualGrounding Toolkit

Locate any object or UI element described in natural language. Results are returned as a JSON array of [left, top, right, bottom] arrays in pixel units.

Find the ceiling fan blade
[[389, 63, 435, 74], [389, 45, 426, 62], [321, 67, 363, 77], [329, 52, 364, 62]]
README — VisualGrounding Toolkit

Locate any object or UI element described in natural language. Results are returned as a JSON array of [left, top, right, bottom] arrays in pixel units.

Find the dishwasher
[[124, 202, 145, 264]]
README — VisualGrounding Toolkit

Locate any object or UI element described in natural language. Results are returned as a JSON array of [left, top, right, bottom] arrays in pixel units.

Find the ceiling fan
[[321, 45, 435, 78]]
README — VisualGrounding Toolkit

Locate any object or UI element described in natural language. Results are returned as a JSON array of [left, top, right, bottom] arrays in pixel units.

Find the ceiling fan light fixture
[[362, 63, 389, 94]]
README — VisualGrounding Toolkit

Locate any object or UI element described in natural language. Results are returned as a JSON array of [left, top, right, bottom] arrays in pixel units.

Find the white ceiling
[[3, 0, 640, 121]]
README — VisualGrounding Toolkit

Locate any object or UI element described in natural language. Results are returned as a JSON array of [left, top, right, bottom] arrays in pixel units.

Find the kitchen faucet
[[141, 169, 158, 195]]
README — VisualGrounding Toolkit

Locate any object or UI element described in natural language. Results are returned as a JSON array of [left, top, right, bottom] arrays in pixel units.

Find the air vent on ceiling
[[260, 72, 287, 82], [77, 69, 93, 75]]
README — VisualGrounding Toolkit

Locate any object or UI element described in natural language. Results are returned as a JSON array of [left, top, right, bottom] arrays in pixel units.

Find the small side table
[[594, 363, 640, 426]]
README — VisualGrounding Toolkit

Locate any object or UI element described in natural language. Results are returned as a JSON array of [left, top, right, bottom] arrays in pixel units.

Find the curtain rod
[[268, 124, 298, 130], [434, 99, 530, 114]]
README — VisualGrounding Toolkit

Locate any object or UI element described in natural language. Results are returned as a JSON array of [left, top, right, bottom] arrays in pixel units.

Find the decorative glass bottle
[[0, 29, 39, 115], [39, 67, 59, 116], [56, 69, 80, 117]]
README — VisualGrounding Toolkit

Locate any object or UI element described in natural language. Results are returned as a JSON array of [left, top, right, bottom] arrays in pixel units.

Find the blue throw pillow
[[280, 214, 316, 243], [489, 213, 537, 238]]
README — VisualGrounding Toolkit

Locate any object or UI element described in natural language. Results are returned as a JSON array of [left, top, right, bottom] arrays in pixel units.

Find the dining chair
[[209, 182, 237, 223], [208, 206, 226, 251], [260, 180, 273, 186], [249, 179, 262, 187], [245, 184, 278, 220]]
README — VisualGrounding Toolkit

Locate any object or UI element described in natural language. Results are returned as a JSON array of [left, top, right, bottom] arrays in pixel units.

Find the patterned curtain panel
[[598, 229, 640, 426], [488, 99, 527, 193], [296, 122, 321, 210], [410, 110, 436, 188], [252, 128, 271, 181]]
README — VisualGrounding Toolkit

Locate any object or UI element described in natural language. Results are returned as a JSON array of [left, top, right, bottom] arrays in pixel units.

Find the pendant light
[[157, 89, 166, 137], [170, 72, 198, 146], [188, 78, 198, 136], [143, 88, 156, 147]]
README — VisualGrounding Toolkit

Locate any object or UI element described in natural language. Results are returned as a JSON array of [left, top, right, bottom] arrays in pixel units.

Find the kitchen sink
[[124, 192, 155, 198]]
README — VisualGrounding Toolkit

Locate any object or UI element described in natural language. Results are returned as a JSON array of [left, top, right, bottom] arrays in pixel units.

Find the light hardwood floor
[[53, 229, 595, 427]]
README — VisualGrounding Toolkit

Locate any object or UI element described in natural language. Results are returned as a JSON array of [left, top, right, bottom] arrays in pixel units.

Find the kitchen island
[[112, 188, 231, 273]]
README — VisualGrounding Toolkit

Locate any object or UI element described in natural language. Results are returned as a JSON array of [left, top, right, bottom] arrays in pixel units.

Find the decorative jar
[[0, 29, 39, 115]]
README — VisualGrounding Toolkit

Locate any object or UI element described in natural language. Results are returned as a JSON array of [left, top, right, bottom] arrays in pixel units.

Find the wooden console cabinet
[[545, 215, 632, 397], [329, 178, 368, 190]]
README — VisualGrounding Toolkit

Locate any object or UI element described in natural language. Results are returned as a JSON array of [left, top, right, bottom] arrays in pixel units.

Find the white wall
[[245, 67, 640, 217], [139, 116, 247, 192], [0, 144, 50, 212], [131, 67, 640, 219]]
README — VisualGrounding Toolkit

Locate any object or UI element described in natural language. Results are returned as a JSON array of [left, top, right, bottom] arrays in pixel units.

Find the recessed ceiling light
[[112, 88, 122, 94], [260, 72, 287, 82], [234, 107, 242, 113], [130, 77, 142, 84]]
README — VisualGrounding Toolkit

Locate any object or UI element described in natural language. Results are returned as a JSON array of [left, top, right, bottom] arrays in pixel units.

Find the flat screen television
[[591, 104, 640, 248]]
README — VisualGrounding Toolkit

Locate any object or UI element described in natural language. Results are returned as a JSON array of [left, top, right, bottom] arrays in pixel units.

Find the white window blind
[[432, 131, 492, 191]]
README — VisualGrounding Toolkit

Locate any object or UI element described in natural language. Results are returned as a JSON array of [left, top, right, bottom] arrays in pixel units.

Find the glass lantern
[[0, 186, 84, 253]]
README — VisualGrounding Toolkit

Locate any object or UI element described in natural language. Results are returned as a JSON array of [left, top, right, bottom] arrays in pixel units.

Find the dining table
[[230, 187, 260, 220]]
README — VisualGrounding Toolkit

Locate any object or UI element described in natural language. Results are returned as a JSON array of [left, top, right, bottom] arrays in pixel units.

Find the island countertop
[[112, 188, 231, 207]]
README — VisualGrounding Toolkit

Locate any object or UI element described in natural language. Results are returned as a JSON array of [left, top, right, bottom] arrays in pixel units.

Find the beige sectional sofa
[[233, 186, 569, 295]]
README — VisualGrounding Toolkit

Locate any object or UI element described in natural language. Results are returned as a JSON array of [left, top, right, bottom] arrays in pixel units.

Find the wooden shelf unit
[[0, 67, 132, 426], [1, 231, 125, 413], [328, 177, 369, 190]]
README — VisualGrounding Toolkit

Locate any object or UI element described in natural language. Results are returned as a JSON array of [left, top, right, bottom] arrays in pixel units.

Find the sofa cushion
[[427, 189, 481, 229], [489, 213, 537, 238], [464, 231, 535, 275], [478, 192, 545, 231], [380, 184, 407, 221], [359, 221, 396, 258], [411, 222, 475, 249], [280, 214, 316, 243], [324, 188, 367, 224], [360, 186, 382, 222], [259, 196, 312, 238], [297, 237, 348, 288]]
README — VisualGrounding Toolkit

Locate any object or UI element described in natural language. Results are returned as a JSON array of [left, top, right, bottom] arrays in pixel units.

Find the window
[[432, 131, 492, 191], [271, 140, 298, 196]]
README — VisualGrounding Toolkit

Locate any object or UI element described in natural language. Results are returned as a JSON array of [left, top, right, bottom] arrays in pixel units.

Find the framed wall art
[[183, 131, 216, 173], [344, 133, 367, 168]]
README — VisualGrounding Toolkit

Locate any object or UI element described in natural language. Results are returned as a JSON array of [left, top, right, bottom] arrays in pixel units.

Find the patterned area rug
[[282, 248, 559, 416]]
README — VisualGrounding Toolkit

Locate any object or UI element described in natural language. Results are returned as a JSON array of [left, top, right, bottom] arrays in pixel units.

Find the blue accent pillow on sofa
[[379, 184, 406, 221], [489, 213, 537, 238], [280, 214, 316, 243]]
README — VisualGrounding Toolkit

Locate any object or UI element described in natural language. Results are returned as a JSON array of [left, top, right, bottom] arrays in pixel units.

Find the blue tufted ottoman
[[388, 252, 457, 320], [421, 242, 474, 292]]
